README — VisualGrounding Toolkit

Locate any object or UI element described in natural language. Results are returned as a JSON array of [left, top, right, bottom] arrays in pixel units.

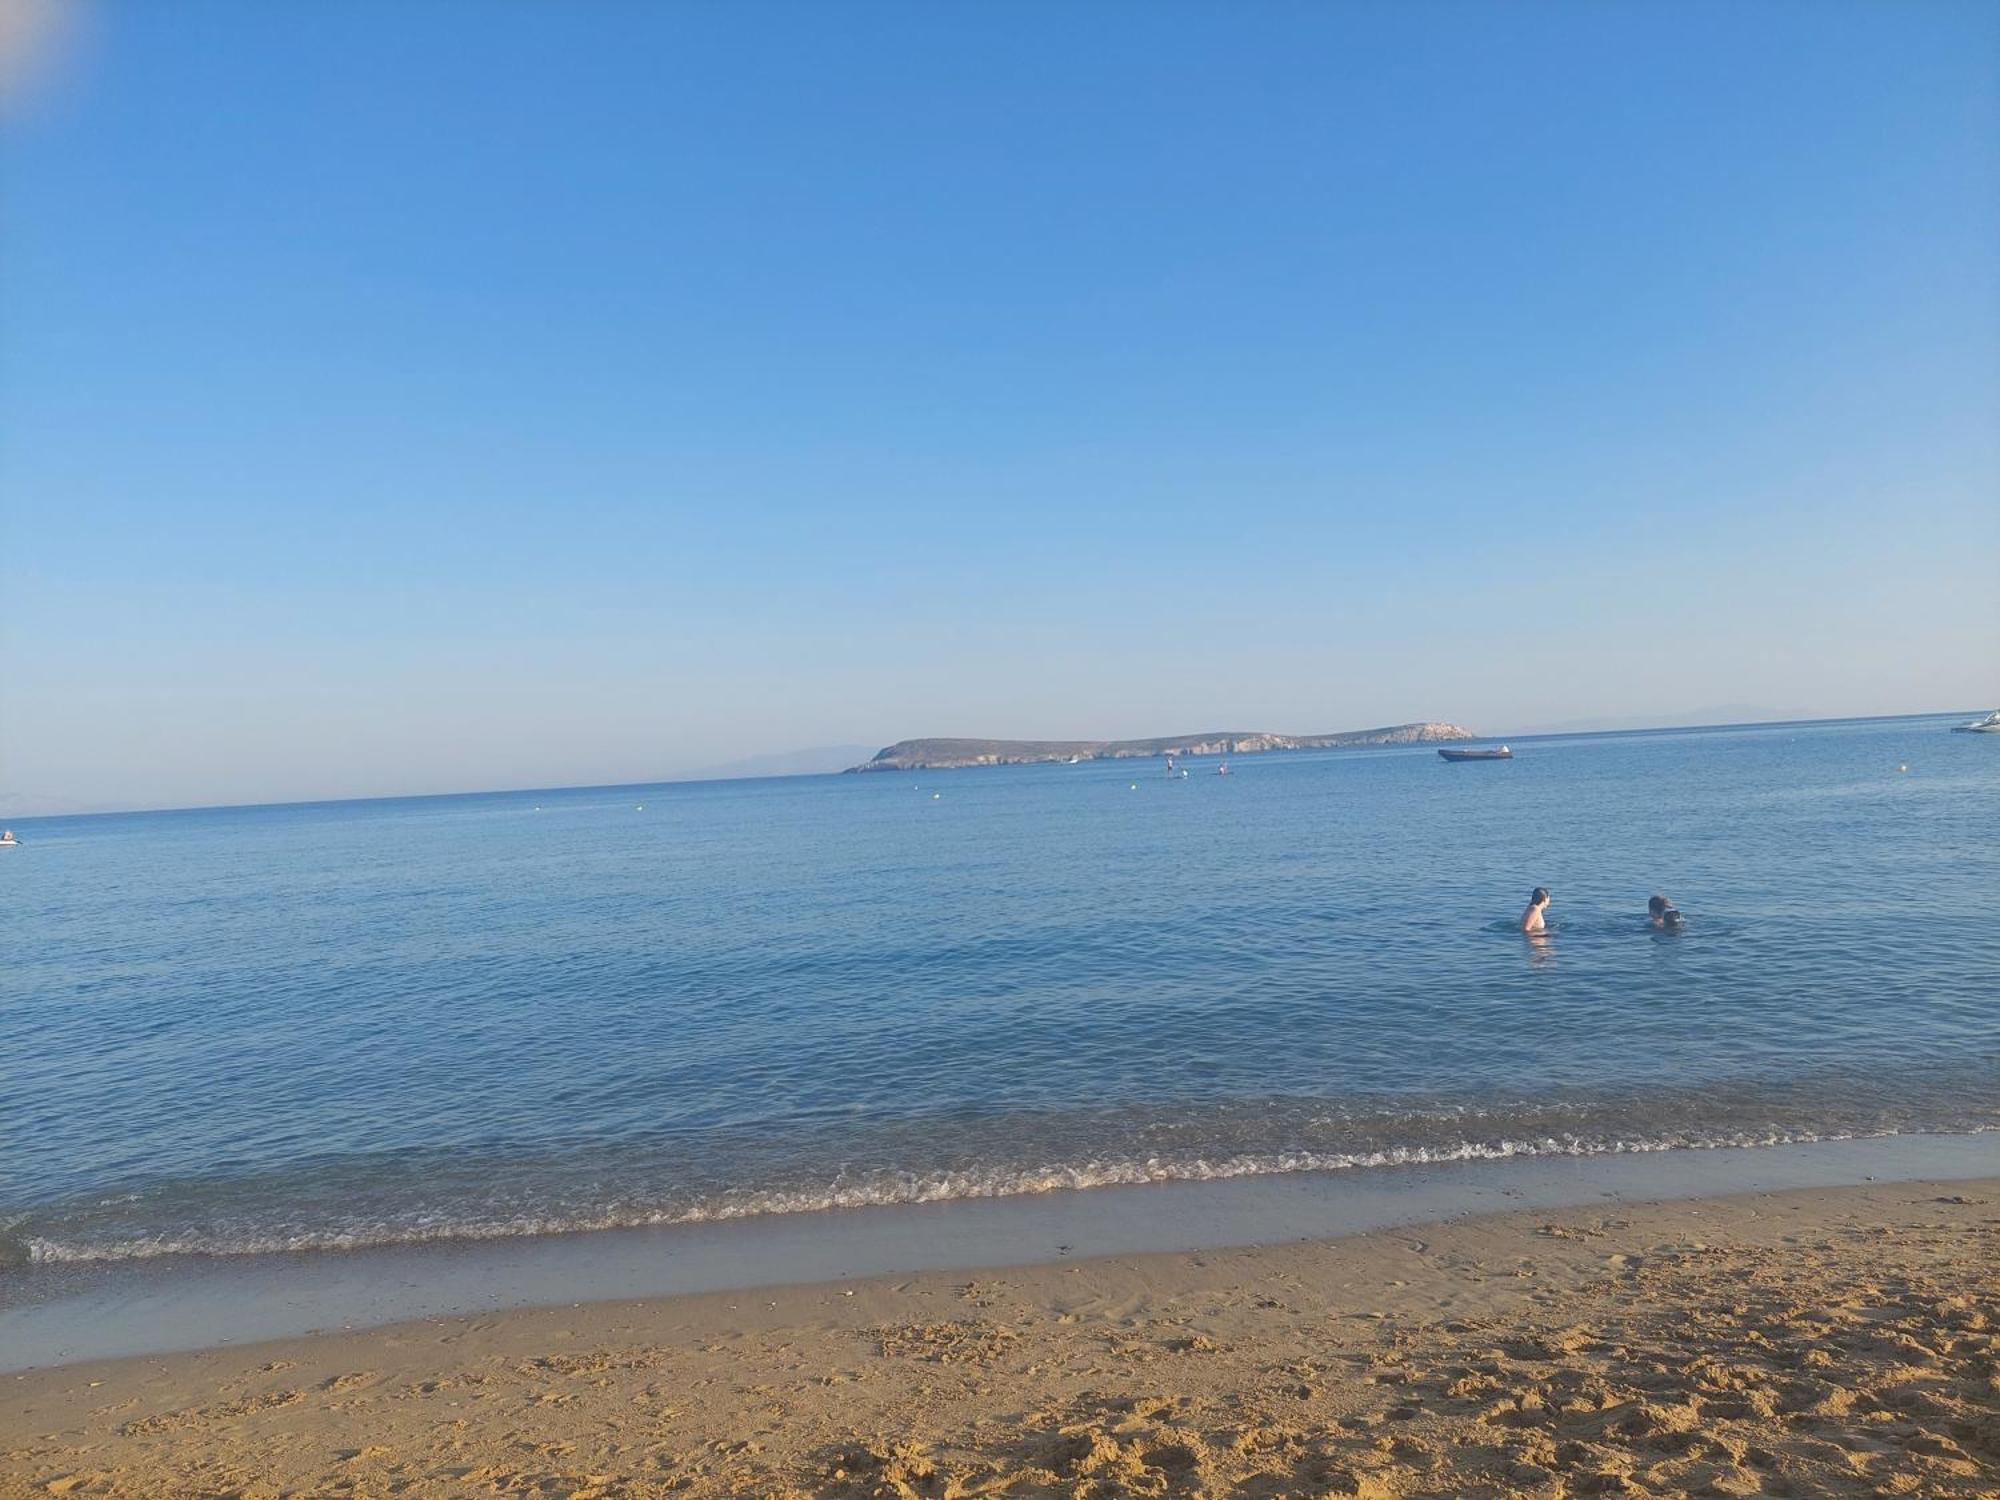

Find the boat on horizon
[[1949, 710, 2000, 734], [1438, 746, 1513, 762]]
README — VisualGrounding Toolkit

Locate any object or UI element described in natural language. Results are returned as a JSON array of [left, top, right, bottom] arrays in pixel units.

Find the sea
[[4, 714, 1996, 1274]]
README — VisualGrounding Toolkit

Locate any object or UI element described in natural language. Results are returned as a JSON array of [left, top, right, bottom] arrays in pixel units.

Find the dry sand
[[3, 1177, 1994, 1498]]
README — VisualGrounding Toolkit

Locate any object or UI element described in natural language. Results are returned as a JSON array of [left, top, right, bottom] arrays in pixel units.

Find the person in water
[[1520, 887, 1551, 933], [1647, 894, 1685, 930]]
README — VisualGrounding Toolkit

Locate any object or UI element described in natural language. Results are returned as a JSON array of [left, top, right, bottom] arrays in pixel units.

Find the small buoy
[[1130, 782, 1138, 790], [636, 804, 645, 810], [1897, 764, 1908, 774], [932, 792, 940, 800]]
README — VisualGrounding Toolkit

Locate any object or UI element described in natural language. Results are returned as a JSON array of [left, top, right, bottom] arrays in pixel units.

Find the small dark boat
[[1438, 745, 1512, 762]]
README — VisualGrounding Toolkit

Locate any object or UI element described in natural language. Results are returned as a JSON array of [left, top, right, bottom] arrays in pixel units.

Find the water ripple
[[3, 716, 1996, 1263]]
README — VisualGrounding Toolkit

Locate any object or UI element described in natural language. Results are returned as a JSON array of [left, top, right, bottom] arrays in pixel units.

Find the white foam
[[16, 1123, 1950, 1266]]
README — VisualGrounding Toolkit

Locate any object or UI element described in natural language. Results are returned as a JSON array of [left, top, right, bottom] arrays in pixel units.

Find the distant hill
[[684, 745, 879, 780], [1511, 705, 1813, 734], [848, 722, 1474, 772]]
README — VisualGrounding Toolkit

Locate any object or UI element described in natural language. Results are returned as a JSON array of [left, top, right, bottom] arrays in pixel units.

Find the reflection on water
[[1525, 928, 1557, 968]]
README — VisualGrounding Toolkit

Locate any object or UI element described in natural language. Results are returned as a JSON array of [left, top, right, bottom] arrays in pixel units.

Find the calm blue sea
[[4, 715, 1995, 1269]]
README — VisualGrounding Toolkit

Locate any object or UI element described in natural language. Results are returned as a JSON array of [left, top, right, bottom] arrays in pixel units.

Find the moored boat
[[1438, 745, 1512, 762]]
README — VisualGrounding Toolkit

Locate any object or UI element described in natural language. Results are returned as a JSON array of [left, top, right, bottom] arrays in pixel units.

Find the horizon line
[[1, 708, 1981, 824]]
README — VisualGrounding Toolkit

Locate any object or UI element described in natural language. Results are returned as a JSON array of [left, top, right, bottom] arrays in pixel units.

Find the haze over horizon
[[1, 707, 1984, 818], [3, 1, 1996, 815]]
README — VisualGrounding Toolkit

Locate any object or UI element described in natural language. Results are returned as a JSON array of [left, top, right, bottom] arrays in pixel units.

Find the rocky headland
[[848, 721, 1474, 772]]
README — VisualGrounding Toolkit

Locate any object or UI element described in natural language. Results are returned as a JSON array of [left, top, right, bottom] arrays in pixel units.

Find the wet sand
[[4, 1176, 1994, 1498], [11, 1133, 1992, 1373]]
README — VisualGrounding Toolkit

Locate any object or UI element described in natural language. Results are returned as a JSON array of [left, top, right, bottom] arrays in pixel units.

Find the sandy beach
[[4, 1175, 1993, 1498]]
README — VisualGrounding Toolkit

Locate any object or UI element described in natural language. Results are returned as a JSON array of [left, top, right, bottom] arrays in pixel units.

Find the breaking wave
[[11, 1122, 1971, 1268]]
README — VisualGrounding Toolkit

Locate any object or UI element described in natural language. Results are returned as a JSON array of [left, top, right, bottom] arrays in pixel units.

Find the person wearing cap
[[1520, 887, 1551, 933]]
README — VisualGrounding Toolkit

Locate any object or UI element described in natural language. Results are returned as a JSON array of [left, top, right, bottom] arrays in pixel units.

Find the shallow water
[[4, 715, 1996, 1266]]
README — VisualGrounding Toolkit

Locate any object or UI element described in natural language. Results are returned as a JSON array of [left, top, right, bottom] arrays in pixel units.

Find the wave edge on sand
[[5, 1177, 1995, 1500], [19, 1123, 1989, 1267]]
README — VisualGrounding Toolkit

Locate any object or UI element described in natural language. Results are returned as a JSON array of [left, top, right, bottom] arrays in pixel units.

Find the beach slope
[[3, 1178, 1993, 1497]]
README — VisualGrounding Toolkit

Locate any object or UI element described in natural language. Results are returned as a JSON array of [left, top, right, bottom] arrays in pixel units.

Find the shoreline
[[4, 1172, 1993, 1497], [4, 1130, 1991, 1373]]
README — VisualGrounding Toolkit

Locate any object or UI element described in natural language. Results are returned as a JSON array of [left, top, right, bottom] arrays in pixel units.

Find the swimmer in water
[[1647, 894, 1685, 930], [1520, 886, 1551, 933]]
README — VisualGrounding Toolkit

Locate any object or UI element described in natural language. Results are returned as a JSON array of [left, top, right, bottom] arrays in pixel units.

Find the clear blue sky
[[3, 0, 1996, 811]]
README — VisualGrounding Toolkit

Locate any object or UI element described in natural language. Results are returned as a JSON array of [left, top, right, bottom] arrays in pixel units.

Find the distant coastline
[[847, 721, 1475, 772], [4, 711, 1976, 819]]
